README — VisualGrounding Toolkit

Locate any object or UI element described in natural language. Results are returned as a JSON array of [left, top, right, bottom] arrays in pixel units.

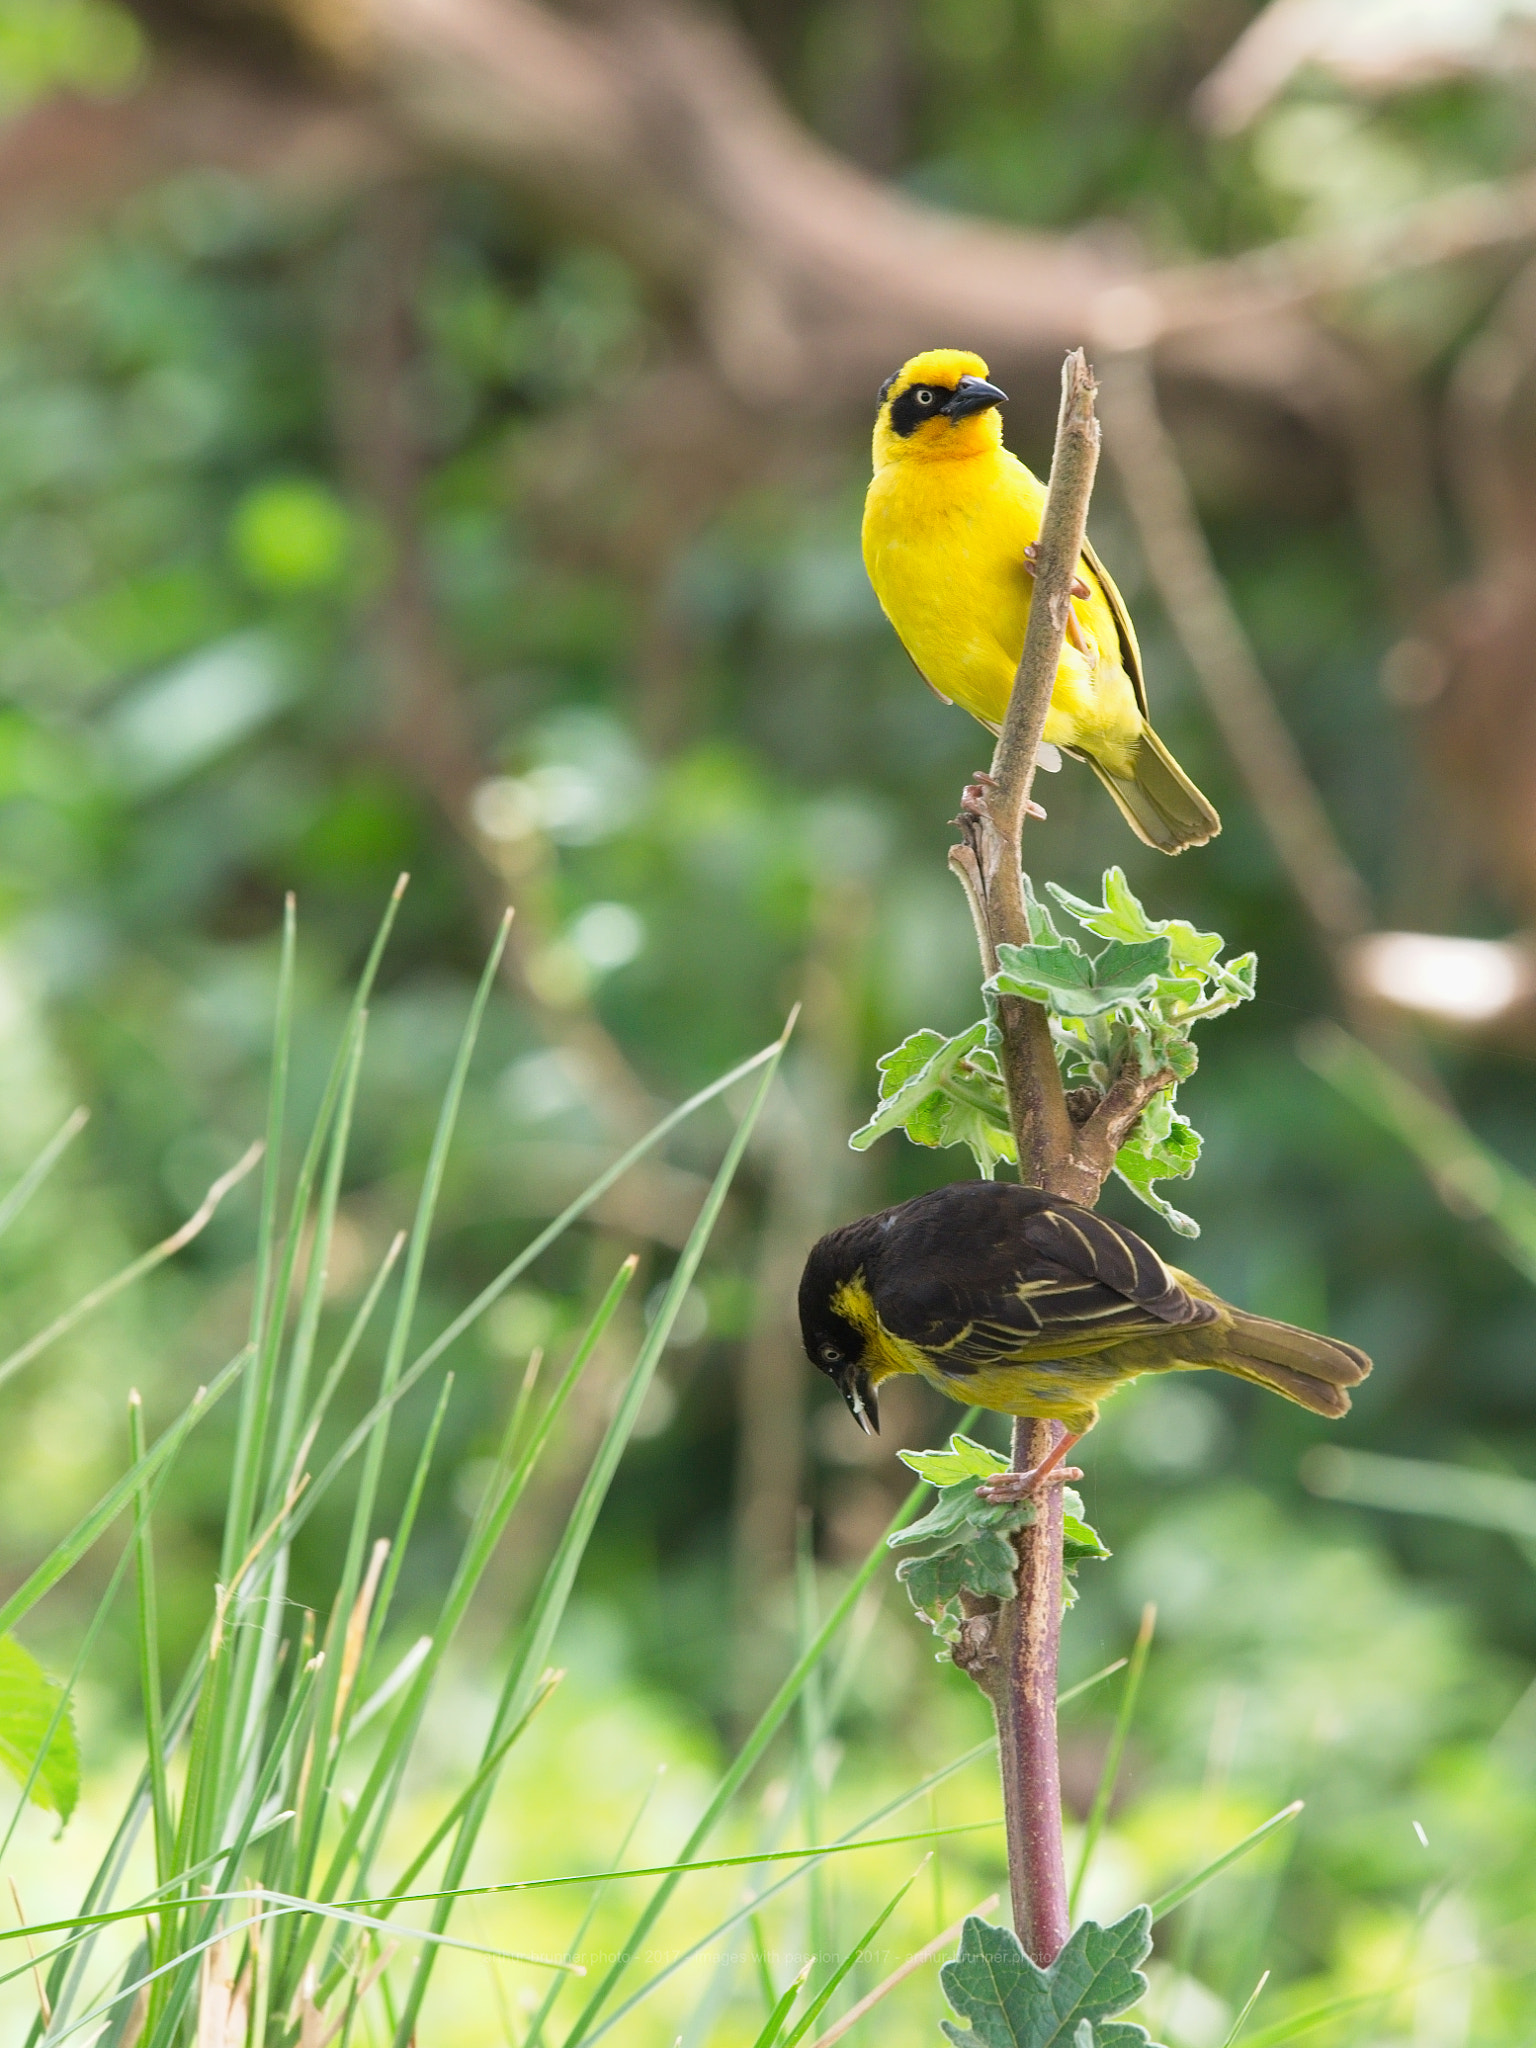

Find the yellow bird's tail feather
[[1211, 1310, 1371, 1419], [1085, 724, 1221, 855]]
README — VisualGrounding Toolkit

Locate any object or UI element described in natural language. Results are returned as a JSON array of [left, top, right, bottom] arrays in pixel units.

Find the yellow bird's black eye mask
[[879, 372, 1008, 439]]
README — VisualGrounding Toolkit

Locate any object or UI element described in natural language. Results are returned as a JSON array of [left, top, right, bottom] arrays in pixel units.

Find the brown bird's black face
[[797, 1231, 881, 1435]]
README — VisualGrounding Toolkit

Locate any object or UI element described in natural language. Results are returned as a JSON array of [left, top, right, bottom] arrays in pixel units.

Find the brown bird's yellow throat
[[800, 1183, 1369, 1490]]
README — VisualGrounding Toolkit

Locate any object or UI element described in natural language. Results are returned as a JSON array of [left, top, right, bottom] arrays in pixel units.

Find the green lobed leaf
[[0, 1635, 79, 1822], [1114, 1096, 1203, 1237], [939, 1908, 1165, 2048], [888, 1452, 1107, 1642], [990, 937, 1170, 1019], [855, 869, 1253, 1200], [849, 1023, 1014, 1177], [897, 1433, 1009, 1487], [1047, 868, 1224, 977]]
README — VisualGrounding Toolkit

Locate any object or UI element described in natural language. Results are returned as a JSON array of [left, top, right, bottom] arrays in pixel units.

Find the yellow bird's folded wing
[[1080, 534, 1148, 721]]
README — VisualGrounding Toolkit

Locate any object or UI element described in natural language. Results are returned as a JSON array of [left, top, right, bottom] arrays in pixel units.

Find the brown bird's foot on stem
[[976, 1432, 1084, 1502]]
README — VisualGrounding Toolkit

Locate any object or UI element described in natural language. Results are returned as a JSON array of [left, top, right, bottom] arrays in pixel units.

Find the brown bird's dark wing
[[872, 1185, 1216, 1373]]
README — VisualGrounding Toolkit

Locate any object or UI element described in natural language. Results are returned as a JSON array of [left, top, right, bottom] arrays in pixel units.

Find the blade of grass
[[795, 1518, 827, 1985], [0, 1107, 87, 1244], [358, 1369, 454, 1682], [1069, 1603, 1156, 1918], [285, 1231, 409, 1498], [802, 1894, 1000, 2048], [1303, 1444, 1536, 1541], [379, 1670, 564, 1900], [391, 1020, 795, 2048], [751, 1961, 812, 2048], [0, 1348, 247, 1643], [0, 1144, 261, 1397], [1238, 1981, 1415, 2048], [389, 1034, 786, 1395], [1220, 1969, 1270, 2048], [1058, 1658, 1128, 1708], [224, 875, 404, 1585], [781, 1861, 924, 2048], [1148, 1801, 1304, 1921], [355, 1821, 1004, 1909], [128, 1392, 172, 1886], [264, 1002, 370, 1502], [346, 1639, 430, 1741], [1301, 1021, 1536, 1285], [244, 894, 295, 1429], [338, 912, 511, 1585], [0, 1818, 1007, 1949]]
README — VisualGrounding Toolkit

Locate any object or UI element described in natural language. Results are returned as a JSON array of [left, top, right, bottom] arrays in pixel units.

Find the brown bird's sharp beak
[[945, 376, 1007, 420], [841, 1367, 879, 1436]]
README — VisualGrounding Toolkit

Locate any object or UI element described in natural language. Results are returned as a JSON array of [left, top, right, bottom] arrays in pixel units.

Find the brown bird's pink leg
[[976, 1431, 1084, 1503]]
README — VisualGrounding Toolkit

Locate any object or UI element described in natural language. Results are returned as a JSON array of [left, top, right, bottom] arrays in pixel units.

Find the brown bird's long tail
[[1213, 1310, 1372, 1419], [1086, 723, 1221, 855]]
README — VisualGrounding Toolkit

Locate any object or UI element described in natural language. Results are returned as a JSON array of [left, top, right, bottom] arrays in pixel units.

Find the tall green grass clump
[[0, 883, 836, 2044]]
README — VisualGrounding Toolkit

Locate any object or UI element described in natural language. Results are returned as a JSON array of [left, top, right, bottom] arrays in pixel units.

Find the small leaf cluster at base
[[940, 1906, 1166, 2047], [889, 1435, 1108, 1649], [850, 867, 1255, 1235]]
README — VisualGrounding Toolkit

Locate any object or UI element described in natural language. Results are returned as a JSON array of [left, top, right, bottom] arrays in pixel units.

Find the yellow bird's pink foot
[[1022, 543, 1091, 602], [961, 770, 1046, 821]]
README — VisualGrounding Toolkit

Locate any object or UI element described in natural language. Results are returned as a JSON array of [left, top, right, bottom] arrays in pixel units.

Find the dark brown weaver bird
[[798, 1181, 1370, 1498]]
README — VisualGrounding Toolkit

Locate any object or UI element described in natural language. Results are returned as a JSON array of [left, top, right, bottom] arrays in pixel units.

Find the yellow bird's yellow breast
[[862, 447, 1142, 772]]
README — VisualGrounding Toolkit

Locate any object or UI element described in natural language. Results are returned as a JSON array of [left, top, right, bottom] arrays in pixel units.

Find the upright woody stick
[[947, 349, 1104, 1966]]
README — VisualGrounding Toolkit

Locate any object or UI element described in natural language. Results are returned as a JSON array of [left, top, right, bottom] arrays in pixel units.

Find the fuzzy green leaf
[[888, 1454, 1107, 1641], [0, 1635, 79, 1822], [1115, 1099, 1203, 1237], [1048, 869, 1224, 978], [897, 1433, 1008, 1487], [940, 1908, 1164, 2048], [991, 936, 1170, 1019], [849, 1023, 1014, 1177], [895, 1525, 1022, 1615]]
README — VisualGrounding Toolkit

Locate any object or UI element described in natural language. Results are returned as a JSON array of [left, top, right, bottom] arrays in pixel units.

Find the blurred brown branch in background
[[1098, 350, 1373, 960], [330, 177, 662, 1139], [91, 0, 1536, 437]]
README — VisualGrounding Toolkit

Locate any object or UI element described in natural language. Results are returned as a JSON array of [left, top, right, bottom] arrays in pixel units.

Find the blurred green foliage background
[[1, 0, 1536, 2040]]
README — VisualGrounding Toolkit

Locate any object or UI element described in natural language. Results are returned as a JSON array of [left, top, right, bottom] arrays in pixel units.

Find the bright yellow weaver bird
[[862, 346, 1221, 854], [799, 1183, 1370, 1495]]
